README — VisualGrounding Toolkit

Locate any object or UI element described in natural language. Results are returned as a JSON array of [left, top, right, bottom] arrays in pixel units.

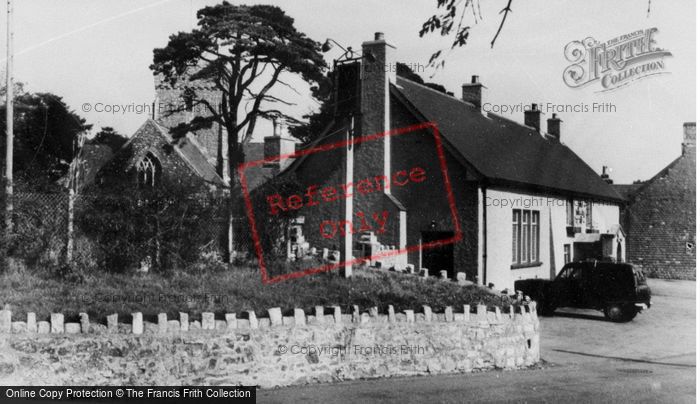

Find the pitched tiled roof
[[612, 183, 646, 200], [151, 120, 226, 187], [393, 76, 624, 202], [90, 119, 226, 188], [76, 143, 115, 190]]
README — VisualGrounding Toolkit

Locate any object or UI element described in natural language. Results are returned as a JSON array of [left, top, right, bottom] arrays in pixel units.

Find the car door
[[552, 263, 580, 307], [567, 264, 586, 307]]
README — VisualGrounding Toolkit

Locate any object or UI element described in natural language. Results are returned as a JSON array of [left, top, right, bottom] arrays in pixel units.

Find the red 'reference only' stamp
[[238, 122, 462, 284]]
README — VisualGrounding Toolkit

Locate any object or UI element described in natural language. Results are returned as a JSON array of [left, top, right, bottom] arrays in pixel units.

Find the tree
[[150, 2, 326, 188], [89, 126, 127, 152], [420, 0, 652, 70], [150, 3, 326, 260], [419, 0, 514, 70], [288, 73, 332, 144], [0, 90, 91, 187]]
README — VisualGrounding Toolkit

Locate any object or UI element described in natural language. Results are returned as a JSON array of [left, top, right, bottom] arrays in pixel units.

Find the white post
[[342, 120, 354, 277], [66, 131, 86, 263], [418, 236, 422, 271], [5, 0, 13, 234]]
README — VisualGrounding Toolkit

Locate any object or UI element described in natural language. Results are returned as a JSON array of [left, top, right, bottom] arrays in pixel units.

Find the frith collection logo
[[563, 28, 672, 92]]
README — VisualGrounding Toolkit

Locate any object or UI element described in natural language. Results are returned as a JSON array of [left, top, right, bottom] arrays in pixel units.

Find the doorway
[[420, 231, 454, 278], [616, 241, 622, 262]]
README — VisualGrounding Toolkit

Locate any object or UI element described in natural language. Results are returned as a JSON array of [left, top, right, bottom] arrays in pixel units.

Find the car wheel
[[622, 305, 638, 322], [604, 304, 635, 322]]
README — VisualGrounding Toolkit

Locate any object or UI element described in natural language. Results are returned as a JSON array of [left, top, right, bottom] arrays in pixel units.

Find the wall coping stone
[[0, 302, 538, 335]]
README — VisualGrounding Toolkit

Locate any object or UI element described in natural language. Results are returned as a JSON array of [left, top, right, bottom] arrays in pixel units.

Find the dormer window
[[136, 152, 161, 187]]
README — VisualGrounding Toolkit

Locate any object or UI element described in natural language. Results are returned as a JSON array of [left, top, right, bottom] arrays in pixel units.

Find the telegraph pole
[[5, 0, 13, 234]]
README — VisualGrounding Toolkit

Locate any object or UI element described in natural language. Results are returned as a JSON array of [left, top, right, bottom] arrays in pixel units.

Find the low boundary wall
[[0, 303, 540, 387]]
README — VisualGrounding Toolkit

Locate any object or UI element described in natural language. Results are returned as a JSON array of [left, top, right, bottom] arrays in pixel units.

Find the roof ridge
[[625, 154, 685, 199], [395, 76, 480, 110], [150, 119, 225, 185], [396, 76, 549, 135], [486, 112, 542, 134], [394, 80, 624, 202]]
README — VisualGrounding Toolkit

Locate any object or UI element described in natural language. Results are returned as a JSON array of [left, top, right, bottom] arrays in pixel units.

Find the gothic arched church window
[[136, 152, 161, 187]]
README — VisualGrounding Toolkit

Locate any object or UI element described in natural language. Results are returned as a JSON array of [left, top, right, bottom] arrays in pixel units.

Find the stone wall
[[0, 303, 540, 388], [622, 135, 696, 280]]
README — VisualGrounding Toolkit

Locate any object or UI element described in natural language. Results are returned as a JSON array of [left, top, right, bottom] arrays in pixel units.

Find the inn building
[[278, 32, 626, 290]]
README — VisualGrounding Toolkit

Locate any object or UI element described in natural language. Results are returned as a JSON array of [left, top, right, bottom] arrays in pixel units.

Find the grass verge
[[1, 264, 512, 322]]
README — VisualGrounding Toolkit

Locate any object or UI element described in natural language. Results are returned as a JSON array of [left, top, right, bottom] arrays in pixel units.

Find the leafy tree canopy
[[150, 1, 327, 179], [88, 126, 127, 152], [0, 89, 91, 186]]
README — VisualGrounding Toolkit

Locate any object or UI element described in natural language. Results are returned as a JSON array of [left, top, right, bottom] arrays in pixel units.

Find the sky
[[0, 0, 695, 183]]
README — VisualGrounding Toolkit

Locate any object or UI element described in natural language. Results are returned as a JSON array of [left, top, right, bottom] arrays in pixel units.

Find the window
[[585, 201, 593, 229], [512, 209, 540, 267], [512, 210, 521, 264], [136, 153, 161, 187], [532, 212, 540, 262], [570, 266, 583, 280], [564, 244, 571, 264], [183, 88, 195, 112]]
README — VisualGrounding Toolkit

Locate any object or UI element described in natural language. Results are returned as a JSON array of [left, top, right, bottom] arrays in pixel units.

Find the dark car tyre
[[604, 304, 637, 322]]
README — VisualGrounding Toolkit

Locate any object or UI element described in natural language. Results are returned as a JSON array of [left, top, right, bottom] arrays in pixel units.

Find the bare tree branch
[[490, 0, 513, 48]]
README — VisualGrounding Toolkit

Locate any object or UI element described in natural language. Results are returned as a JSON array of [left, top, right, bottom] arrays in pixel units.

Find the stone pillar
[[247, 311, 258, 329], [107, 314, 118, 333], [315, 306, 325, 323], [79, 313, 89, 333], [26, 312, 37, 333], [179, 313, 189, 332], [294, 308, 306, 326], [132, 312, 143, 335], [202, 312, 215, 330], [50, 313, 64, 334], [268, 308, 282, 326], [333, 306, 342, 323], [225, 313, 237, 330], [157, 313, 168, 333], [0, 310, 10, 333]]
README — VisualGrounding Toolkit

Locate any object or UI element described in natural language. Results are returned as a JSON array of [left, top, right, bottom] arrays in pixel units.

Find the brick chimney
[[600, 166, 613, 184], [359, 32, 396, 190], [461, 75, 484, 109], [263, 121, 297, 174], [682, 122, 695, 156], [547, 113, 562, 141], [524, 103, 541, 133]]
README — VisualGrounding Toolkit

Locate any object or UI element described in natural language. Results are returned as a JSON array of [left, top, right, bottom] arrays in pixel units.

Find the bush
[[77, 183, 228, 273]]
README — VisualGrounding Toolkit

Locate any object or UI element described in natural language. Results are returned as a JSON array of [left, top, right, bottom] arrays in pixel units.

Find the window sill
[[511, 262, 542, 270]]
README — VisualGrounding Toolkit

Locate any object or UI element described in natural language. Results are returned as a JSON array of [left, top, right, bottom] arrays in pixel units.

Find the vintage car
[[515, 261, 652, 322]]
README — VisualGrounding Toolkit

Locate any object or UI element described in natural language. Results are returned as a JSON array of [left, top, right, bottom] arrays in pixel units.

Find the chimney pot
[[682, 122, 696, 155], [524, 102, 542, 133], [374, 32, 385, 41], [461, 75, 484, 109], [547, 113, 561, 141], [601, 166, 613, 184], [264, 132, 297, 173]]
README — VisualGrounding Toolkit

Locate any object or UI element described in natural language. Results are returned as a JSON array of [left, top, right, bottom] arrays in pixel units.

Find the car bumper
[[635, 302, 652, 310]]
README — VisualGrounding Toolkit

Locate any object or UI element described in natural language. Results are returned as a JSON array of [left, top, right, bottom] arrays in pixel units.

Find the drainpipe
[[481, 185, 488, 285]]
